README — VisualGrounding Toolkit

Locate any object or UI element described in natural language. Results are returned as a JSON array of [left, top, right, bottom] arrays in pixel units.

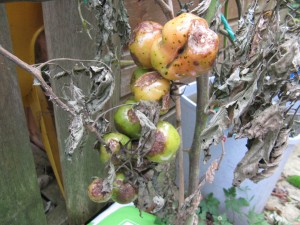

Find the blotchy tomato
[[129, 21, 163, 69], [111, 173, 137, 204], [151, 13, 219, 80], [146, 120, 181, 163], [114, 100, 141, 140], [130, 67, 170, 102], [99, 132, 131, 165]]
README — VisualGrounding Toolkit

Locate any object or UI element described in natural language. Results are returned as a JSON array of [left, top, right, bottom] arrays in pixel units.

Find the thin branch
[[175, 89, 185, 207], [155, 0, 185, 208], [0, 45, 76, 116], [164, 0, 185, 208], [154, 0, 174, 20], [0, 45, 109, 147], [235, 0, 242, 19], [190, 0, 212, 15], [217, 139, 226, 170], [36, 57, 111, 72], [92, 103, 135, 128], [167, 0, 175, 18], [188, 73, 210, 195], [223, 0, 229, 48], [78, 0, 93, 39]]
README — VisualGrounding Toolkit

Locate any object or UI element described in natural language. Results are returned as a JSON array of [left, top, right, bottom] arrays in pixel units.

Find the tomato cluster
[[88, 13, 218, 205], [130, 13, 219, 80]]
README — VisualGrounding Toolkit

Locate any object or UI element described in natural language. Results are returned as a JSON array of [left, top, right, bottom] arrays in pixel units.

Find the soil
[[264, 145, 300, 224]]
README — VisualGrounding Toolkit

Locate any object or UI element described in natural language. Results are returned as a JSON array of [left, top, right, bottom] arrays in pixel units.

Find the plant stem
[[175, 87, 185, 207], [155, 0, 185, 207], [203, 0, 218, 25], [224, 0, 229, 48], [154, 0, 174, 20], [187, 0, 218, 195], [188, 74, 209, 195], [118, 59, 135, 68], [0, 45, 76, 116], [0, 45, 107, 145], [165, 0, 184, 207]]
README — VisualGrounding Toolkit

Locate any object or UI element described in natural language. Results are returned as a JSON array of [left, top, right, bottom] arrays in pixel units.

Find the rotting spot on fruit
[[127, 109, 139, 123], [87, 178, 111, 203], [108, 139, 119, 153], [135, 72, 161, 87], [178, 47, 184, 54], [148, 130, 166, 156]]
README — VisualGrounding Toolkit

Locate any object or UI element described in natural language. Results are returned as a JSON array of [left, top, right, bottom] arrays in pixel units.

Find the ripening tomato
[[151, 13, 219, 80], [129, 21, 163, 69], [130, 67, 170, 102]]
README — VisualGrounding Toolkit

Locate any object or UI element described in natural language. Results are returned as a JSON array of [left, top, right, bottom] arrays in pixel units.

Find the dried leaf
[[206, 1, 300, 186], [151, 196, 165, 213], [90, 0, 131, 57], [102, 162, 115, 193], [86, 66, 114, 114], [191, 0, 212, 15], [252, 128, 290, 183], [65, 115, 87, 158], [205, 160, 219, 184], [133, 101, 160, 166], [63, 81, 86, 113], [236, 105, 284, 140], [116, 0, 131, 46], [269, 38, 300, 79]]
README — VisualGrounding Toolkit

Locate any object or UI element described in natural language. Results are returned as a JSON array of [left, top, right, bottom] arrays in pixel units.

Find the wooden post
[[0, 0, 53, 2], [42, 1, 105, 224], [0, 6, 47, 225]]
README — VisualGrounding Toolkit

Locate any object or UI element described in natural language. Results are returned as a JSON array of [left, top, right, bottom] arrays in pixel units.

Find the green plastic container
[[88, 203, 163, 225]]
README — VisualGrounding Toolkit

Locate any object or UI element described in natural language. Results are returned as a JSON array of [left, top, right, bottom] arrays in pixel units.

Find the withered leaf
[[133, 101, 160, 166], [236, 104, 284, 140], [86, 67, 114, 114]]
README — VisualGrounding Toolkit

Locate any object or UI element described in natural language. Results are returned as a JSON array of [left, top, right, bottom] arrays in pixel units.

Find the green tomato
[[146, 121, 181, 163], [111, 173, 137, 204], [114, 100, 141, 140], [99, 132, 131, 165]]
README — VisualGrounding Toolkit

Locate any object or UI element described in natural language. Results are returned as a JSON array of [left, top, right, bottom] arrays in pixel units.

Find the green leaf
[[247, 210, 269, 225], [223, 187, 237, 198], [287, 175, 300, 189], [199, 193, 220, 216]]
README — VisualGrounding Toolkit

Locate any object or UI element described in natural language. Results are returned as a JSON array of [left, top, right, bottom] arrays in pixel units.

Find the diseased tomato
[[130, 67, 170, 102], [99, 132, 131, 165], [87, 178, 111, 203], [111, 173, 138, 204], [146, 120, 181, 163], [151, 13, 219, 80], [114, 100, 141, 140], [129, 21, 163, 69]]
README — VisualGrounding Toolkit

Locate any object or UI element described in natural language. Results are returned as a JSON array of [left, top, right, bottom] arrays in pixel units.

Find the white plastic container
[[180, 81, 299, 224]]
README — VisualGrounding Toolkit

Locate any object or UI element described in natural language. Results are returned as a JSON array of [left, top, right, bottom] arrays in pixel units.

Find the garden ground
[[264, 145, 300, 224]]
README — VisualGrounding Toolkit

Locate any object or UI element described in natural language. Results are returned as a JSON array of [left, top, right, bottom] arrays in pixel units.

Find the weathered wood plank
[[42, 1, 104, 224], [0, 6, 47, 225], [0, 0, 52, 2]]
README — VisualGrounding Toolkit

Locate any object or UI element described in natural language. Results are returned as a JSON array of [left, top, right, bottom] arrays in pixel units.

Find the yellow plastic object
[[6, 3, 65, 197], [27, 85, 65, 198], [5, 2, 43, 104]]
